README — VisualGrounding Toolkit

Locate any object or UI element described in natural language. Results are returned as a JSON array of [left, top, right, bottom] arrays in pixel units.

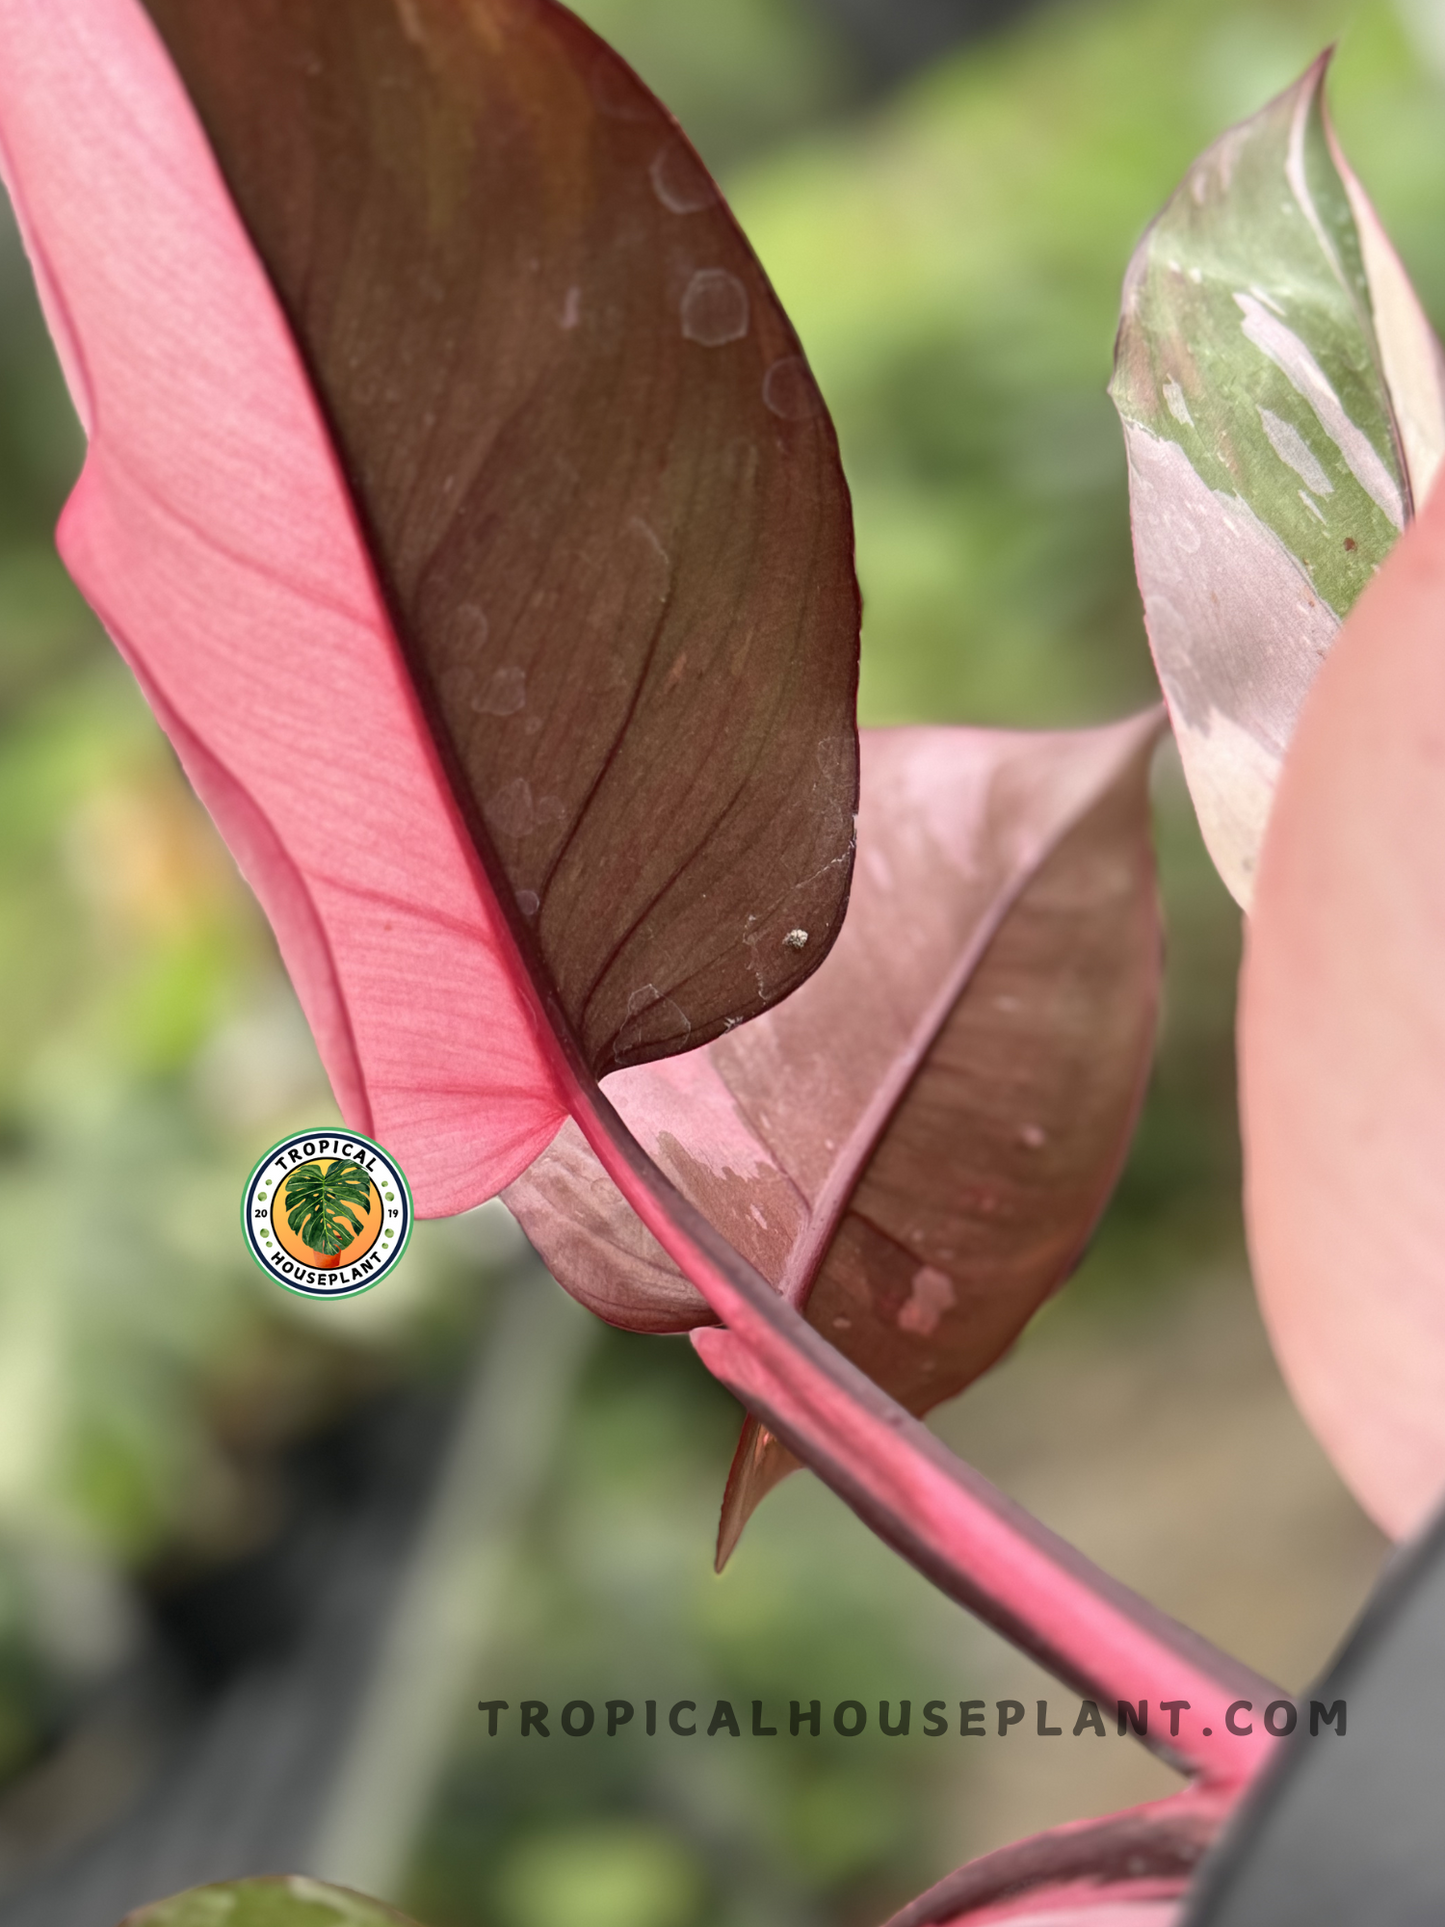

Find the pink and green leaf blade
[[884, 1788, 1227, 1926], [1110, 53, 1443, 907]]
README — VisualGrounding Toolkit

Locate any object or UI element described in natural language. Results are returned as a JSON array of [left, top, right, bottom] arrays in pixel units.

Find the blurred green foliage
[[407, 1322, 961, 1927], [0, 0, 1441, 1918], [133, 1876, 422, 1926], [567, 0, 859, 169]]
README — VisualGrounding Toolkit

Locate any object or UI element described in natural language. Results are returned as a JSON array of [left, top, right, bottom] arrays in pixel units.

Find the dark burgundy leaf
[[139, 0, 860, 1074]]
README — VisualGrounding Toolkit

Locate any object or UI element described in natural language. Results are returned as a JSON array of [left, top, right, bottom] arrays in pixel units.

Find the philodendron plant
[[2, 4, 1444, 1921]]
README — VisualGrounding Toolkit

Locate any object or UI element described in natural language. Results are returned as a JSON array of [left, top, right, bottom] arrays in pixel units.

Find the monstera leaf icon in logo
[[284, 1158, 374, 1265], [242, 1129, 413, 1298]]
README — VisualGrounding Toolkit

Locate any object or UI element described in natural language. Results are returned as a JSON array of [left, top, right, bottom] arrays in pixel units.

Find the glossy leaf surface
[[124, 1876, 421, 1926], [1111, 54, 1443, 909], [0, 0, 857, 1214], [140, 0, 860, 1074], [885, 1792, 1221, 1927], [508, 715, 1163, 1554], [1240, 453, 1445, 1538]]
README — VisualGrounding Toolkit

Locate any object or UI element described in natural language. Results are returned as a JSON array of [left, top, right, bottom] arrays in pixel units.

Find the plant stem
[[563, 1062, 1278, 1789]]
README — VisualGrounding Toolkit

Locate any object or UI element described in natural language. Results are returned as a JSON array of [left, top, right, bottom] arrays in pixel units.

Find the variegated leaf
[[1110, 52, 1445, 908]]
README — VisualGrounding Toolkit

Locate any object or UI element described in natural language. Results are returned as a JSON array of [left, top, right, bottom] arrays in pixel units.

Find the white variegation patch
[[1123, 426, 1339, 906], [1234, 293, 1403, 529]]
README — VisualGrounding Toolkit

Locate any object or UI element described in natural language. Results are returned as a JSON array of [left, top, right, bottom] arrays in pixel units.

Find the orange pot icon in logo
[[242, 1131, 412, 1297]]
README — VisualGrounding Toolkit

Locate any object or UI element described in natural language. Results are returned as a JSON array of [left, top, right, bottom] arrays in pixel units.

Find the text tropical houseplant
[[1, 2, 1443, 1922]]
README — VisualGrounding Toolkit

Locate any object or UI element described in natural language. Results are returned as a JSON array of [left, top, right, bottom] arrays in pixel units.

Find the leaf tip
[[715, 1414, 798, 1570]]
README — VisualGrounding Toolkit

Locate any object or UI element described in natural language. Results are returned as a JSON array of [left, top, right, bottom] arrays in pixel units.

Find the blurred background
[[0, 0, 1433, 1920]]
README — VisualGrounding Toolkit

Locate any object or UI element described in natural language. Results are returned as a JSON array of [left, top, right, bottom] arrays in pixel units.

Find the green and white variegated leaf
[[122, 1875, 422, 1927], [1111, 52, 1445, 909]]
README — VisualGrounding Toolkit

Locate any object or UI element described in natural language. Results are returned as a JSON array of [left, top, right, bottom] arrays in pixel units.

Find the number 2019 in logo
[[241, 1128, 413, 1298]]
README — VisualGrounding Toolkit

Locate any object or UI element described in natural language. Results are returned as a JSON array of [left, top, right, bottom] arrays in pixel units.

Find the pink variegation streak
[[1, 0, 1277, 1816], [0, 0, 572, 1213]]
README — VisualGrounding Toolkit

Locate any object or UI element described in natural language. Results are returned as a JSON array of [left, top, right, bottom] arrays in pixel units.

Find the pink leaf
[[134, 0, 860, 1076], [0, 0, 563, 1212], [506, 715, 1164, 1555], [880, 1790, 1225, 1927], [0, 0, 859, 1212], [1240, 459, 1445, 1538]]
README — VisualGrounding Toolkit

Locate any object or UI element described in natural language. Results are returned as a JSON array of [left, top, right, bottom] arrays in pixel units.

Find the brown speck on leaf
[[1344, 536, 1357, 551]]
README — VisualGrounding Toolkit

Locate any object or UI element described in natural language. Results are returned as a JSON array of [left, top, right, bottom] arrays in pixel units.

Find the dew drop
[[763, 355, 821, 422], [473, 665, 527, 716], [650, 142, 716, 214], [485, 777, 536, 839], [451, 602, 489, 648], [680, 269, 749, 346], [516, 889, 540, 917], [1019, 1123, 1047, 1150]]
